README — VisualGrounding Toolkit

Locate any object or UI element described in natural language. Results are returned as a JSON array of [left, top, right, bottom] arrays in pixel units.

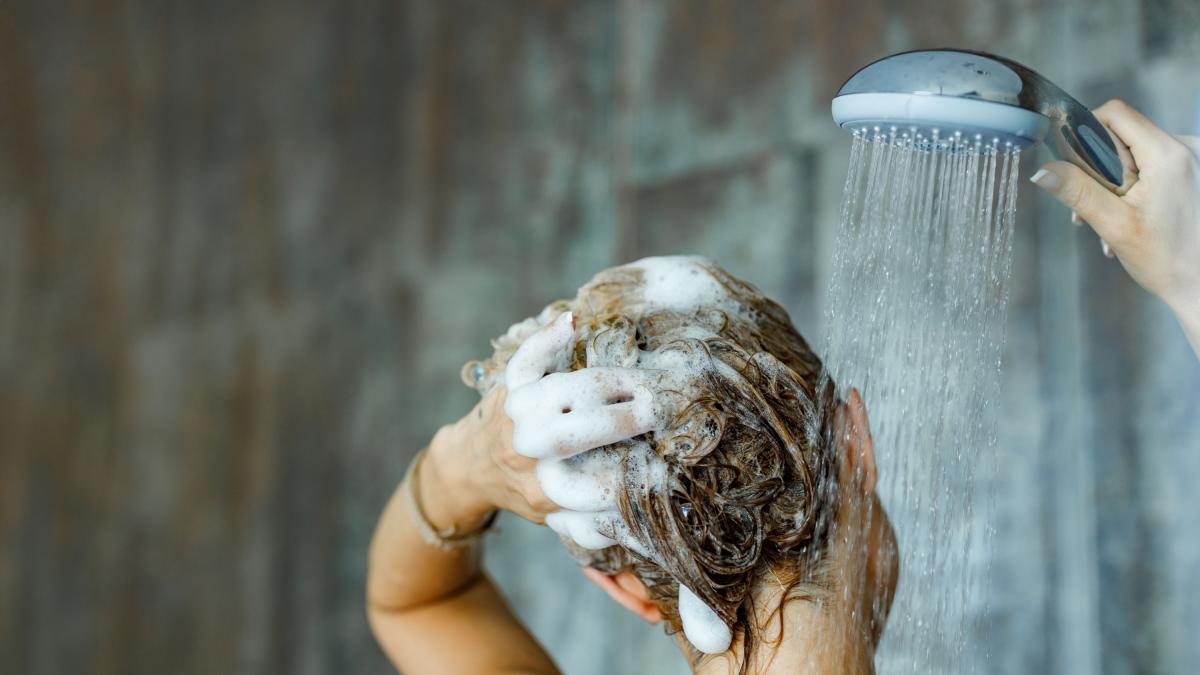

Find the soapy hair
[[463, 259, 841, 672]]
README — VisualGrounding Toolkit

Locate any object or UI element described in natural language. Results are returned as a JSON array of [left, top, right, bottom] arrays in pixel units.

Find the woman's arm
[[367, 310, 662, 673], [366, 389, 561, 675], [1029, 100, 1200, 359]]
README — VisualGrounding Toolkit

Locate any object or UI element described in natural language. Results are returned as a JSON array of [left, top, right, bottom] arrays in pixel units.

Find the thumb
[[1030, 161, 1136, 246], [504, 311, 575, 391]]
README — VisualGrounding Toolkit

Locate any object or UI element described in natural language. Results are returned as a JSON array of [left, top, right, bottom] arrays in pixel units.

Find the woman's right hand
[[1029, 100, 1200, 319], [425, 310, 664, 528]]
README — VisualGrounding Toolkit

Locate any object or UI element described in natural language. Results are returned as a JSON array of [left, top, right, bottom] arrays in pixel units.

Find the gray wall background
[[2, 1, 1199, 674]]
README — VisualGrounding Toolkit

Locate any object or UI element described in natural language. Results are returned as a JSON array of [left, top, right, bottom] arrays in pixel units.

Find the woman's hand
[[425, 387, 560, 526], [423, 309, 662, 528], [366, 310, 662, 675], [421, 312, 583, 528], [1029, 100, 1200, 317]]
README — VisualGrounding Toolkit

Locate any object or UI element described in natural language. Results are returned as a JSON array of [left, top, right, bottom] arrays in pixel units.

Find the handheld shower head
[[832, 49, 1138, 195]]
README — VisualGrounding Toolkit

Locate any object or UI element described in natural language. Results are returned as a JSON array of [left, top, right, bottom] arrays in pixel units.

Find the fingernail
[[1071, 210, 1082, 226], [1030, 168, 1061, 190], [1101, 239, 1115, 258]]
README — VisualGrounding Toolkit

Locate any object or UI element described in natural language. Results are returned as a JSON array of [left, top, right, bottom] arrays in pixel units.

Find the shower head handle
[[970, 50, 1139, 196], [833, 49, 1139, 195]]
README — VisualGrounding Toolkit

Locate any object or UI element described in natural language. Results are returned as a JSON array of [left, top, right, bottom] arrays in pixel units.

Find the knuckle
[[499, 448, 528, 470], [524, 488, 556, 512], [524, 509, 548, 525], [1063, 179, 1090, 211], [1106, 98, 1131, 113], [1096, 99, 1131, 120]]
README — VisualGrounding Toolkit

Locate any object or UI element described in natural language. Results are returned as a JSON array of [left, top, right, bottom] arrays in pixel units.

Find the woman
[[367, 256, 899, 674], [1029, 99, 1200, 358]]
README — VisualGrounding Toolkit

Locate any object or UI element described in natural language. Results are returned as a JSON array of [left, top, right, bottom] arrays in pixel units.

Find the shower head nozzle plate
[[831, 92, 1049, 148]]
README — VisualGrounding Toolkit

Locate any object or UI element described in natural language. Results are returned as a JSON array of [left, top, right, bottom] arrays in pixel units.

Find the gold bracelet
[[403, 447, 498, 552]]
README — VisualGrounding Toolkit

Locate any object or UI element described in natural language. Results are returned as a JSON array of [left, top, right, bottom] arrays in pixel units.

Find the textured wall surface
[[2, 1, 1199, 674]]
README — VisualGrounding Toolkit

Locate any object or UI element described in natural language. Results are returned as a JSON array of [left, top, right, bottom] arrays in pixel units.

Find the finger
[[545, 510, 619, 550], [520, 475, 560, 514], [580, 567, 660, 623], [536, 441, 668, 511], [536, 448, 623, 512], [504, 311, 574, 391], [546, 509, 658, 560], [1030, 161, 1137, 246], [507, 367, 660, 417], [512, 397, 659, 459], [1093, 99, 1177, 164], [516, 508, 549, 526], [677, 584, 732, 654]]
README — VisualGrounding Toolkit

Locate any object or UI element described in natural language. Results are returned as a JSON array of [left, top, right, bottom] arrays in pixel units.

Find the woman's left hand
[[423, 309, 664, 531], [425, 386, 560, 526]]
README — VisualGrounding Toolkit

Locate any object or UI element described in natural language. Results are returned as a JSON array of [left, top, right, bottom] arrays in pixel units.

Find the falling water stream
[[823, 129, 1022, 673]]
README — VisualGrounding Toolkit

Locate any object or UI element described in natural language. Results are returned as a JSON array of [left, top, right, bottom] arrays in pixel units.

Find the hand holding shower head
[[832, 49, 1138, 195]]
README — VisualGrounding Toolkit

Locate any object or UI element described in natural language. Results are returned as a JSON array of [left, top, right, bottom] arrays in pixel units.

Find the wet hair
[[464, 258, 842, 673]]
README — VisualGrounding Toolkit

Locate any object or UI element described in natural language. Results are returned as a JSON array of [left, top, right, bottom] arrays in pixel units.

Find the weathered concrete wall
[[1, 1, 1198, 674]]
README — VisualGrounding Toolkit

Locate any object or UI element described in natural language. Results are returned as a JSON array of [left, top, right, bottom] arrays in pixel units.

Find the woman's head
[[464, 256, 897, 670]]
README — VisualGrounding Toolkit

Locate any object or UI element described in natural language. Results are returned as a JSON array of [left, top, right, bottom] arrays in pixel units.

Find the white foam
[[512, 396, 659, 459], [506, 313, 667, 460], [622, 440, 669, 494], [678, 584, 733, 654], [507, 368, 663, 459], [636, 344, 712, 377], [546, 506, 661, 562], [629, 256, 735, 315], [545, 511, 620, 550], [538, 442, 668, 559], [537, 446, 623, 512]]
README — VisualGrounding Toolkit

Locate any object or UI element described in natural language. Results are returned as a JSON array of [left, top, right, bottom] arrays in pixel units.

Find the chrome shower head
[[832, 48, 1138, 195]]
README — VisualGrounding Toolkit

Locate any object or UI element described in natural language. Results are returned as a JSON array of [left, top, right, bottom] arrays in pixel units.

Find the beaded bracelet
[[403, 447, 498, 552]]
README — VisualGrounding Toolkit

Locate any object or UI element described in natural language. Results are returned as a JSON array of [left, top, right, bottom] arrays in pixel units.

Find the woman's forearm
[[366, 413, 560, 675], [367, 424, 494, 614]]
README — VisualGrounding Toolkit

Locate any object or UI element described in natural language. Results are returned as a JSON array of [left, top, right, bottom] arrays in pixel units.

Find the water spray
[[822, 48, 1064, 674]]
